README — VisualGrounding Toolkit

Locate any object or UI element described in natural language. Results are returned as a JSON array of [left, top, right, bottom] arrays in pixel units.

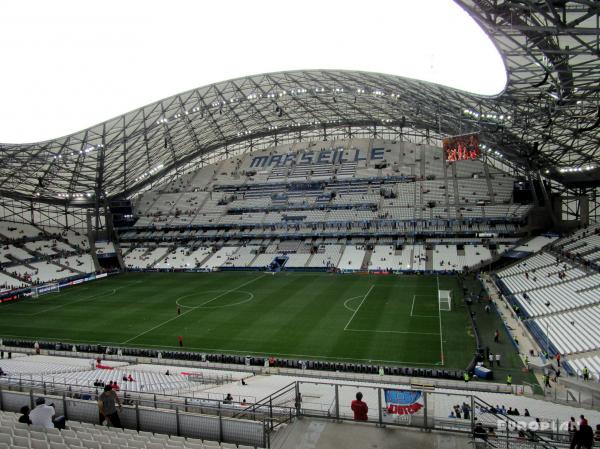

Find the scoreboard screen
[[443, 133, 481, 162]]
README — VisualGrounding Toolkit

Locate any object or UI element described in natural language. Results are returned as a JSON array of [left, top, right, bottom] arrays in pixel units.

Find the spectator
[[128, 374, 134, 382], [594, 424, 600, 442], [524, 409, 530, 417], [18, 406, 32, 425], [351, 392, 368, 421], [30, 397, 65, 429], [223, 393, 233, 404], [473, 422, 488, 441], [487, 427, 497, 438], [99, 384, 122, 428], [571, 422, 593, 449], [462, 402, 470, 420]]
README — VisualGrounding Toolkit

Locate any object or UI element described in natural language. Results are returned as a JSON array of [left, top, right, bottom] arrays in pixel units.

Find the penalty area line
[[343, 285, 374, 331]]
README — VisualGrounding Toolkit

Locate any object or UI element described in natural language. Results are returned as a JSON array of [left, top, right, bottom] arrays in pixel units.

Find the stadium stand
[[115, 142, 527, 275]]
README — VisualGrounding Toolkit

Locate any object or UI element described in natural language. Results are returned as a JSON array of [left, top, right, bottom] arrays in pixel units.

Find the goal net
[[32, 283, 60, 298], [438, 290, 452, 312]]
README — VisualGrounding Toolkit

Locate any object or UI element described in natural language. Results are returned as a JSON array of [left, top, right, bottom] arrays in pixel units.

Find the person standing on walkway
[[98, 384, 123, 428], [351, 392, 368, 421]]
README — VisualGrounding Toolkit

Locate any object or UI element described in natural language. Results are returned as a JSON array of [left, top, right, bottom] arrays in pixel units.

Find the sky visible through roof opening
[[0, 0, 506, 144]]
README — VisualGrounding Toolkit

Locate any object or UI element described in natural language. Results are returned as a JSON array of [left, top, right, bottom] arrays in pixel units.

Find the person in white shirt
[[29, 397, 65, 429]]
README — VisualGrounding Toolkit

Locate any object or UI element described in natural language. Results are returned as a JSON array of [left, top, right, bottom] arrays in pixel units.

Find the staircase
[[151, 246, 176, 268], [87, 238, 102, 272], [112, 241, 126, 270], [483, 163, 495, 204], [361, 249, 372, 270], [425, 248, 434, 271]]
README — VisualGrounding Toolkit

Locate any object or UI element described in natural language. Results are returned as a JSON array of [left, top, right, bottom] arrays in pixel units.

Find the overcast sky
[[0, 0, 506, 144]]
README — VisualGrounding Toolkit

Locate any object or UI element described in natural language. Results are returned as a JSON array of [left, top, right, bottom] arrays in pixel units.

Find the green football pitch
[[0, 272, 477, 369]]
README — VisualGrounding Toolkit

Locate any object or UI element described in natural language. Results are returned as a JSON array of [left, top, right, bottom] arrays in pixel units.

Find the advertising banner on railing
[[384, 389, 423, 415]]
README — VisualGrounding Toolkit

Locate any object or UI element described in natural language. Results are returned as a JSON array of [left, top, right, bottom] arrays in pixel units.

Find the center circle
[[176, 290, 254, 309]]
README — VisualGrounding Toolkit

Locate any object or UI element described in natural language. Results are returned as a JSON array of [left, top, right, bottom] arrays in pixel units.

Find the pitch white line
[[343, 295, 363, 312], [121, 275, 266, 344], [345, 328, 440, 336], [410, 294, 416, 316], [343, 285, 374, 331]]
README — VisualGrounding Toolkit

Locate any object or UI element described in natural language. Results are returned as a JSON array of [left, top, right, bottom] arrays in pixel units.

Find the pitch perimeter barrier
[[0, 344, 524, 395]]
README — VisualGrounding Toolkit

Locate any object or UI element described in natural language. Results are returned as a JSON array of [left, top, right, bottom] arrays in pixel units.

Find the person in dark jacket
[[571, 423, 594, 449], [473, 422, 488, 441]]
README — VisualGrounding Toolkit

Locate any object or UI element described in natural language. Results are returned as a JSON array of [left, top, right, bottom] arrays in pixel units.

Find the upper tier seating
[[127, 140, 530, 240]]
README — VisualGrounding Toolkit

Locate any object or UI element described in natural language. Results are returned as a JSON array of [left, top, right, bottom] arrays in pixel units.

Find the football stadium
[[1, 1, 600, 448]]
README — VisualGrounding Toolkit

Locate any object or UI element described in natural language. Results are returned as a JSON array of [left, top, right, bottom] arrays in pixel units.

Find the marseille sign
[[249, 147, 386, 168]]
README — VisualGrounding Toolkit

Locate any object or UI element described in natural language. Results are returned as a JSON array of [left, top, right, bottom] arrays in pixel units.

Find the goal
[[438, 290, 452, 312], [32, 283, 60, 298]]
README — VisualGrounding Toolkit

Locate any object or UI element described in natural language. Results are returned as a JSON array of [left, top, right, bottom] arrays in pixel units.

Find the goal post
[[32, 283, 60, 298], [438, 290, 452, 312]]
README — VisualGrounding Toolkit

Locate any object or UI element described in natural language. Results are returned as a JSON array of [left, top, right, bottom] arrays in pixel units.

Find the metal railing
[[0, 387, 267, 447]]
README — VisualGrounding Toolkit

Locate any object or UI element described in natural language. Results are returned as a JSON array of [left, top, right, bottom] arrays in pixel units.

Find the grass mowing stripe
[[121, 274, 267, 344], [343, 284, 374, 330]]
